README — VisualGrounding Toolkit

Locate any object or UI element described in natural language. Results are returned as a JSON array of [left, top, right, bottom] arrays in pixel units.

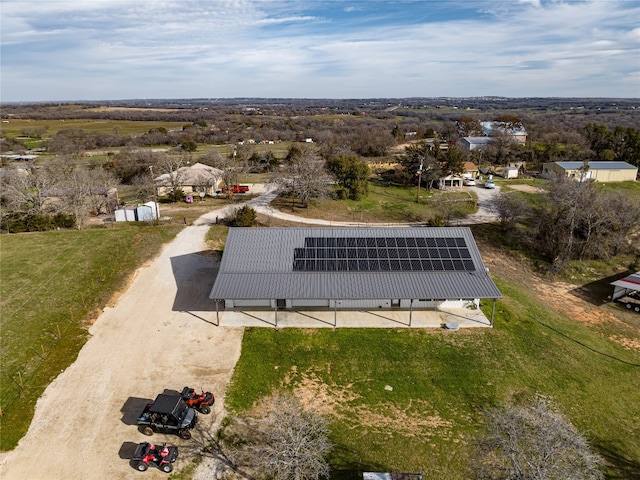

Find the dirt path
[[0, 212, 244, 479]]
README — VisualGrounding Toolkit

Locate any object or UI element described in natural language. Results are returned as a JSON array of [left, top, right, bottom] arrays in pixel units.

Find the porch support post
[[409, 299, 413, 327], [334, 300, 338, 331], [491, 299, 496, 327], [274, 301, 278, 330]]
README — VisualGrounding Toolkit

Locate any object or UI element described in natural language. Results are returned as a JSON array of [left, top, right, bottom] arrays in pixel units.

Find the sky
[[1, 0, 639, 101]]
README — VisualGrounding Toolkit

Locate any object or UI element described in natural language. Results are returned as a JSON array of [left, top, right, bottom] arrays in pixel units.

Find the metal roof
[[554, 161, 637, 171], [209, 227, 502, 300], [461, 136, 494, 144], [611, 272, 640, 292]]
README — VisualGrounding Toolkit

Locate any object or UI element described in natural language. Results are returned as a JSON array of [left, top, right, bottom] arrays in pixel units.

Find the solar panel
[[292, 237, 475, 272]]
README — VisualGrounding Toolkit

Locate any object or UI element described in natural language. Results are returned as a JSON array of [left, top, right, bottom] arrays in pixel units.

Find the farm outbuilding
[[114, 201, 159, 222], [209, 227, 501, 325], [457, 137, 494, 151], [501, 167, 519, 179], [543, 161, 637, 182]]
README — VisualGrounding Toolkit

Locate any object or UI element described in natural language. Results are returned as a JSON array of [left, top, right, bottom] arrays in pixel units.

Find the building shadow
[[569, 271, 632, 306], [170, 251, 218, 312], [594, 441, 640, 479]]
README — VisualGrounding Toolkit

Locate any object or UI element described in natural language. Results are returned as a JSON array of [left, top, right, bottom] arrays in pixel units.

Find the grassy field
[[0, 223, 183, 450], [272, 180, 477, 224], [224, 241, 640, 479], [1, 119, 188, 138]]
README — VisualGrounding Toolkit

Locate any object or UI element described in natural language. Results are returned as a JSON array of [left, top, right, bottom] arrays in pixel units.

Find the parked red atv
[[181, 386, 215, 414], [132, 442, 178, 473]]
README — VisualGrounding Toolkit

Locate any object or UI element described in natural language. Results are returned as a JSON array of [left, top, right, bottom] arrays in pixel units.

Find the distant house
[[438, 175, 463, 188], [481, 121, 527, 143], [41, 186, 119, 215], [154, 162, 223, 196], [457, 137, 494, 151], [462, 161, 479, 179], [542, 161, 638, 183]]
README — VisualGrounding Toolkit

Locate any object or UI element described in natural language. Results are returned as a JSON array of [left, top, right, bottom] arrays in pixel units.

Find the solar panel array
[[292, 236, 475, 272]]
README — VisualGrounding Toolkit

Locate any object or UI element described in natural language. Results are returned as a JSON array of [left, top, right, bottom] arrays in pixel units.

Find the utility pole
[[416, 160, 424, 203], [149, 165, 159, 225]]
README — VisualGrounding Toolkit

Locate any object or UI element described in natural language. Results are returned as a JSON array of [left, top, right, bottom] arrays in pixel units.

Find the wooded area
[[2, 98, 639, 269]]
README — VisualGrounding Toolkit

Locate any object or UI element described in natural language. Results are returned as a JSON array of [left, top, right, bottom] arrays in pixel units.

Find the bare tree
[[473, 398, 604, 480], [154, 153, 189, 201], [532, 175, 640, 267], [273, 147, 332, 207], [1, 166, 53, 219], [488, 192, 531, 231], [226, 395, 332, 480], [201, 149, 247, 198]]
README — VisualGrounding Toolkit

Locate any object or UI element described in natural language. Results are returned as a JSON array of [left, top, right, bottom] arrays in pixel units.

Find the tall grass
[[225, 279, 640, 478], [0, 224, 182, 449]]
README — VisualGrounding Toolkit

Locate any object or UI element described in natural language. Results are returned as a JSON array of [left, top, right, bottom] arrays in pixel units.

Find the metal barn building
[[209, 227, 501, 322], [542, 161, 638, 182]]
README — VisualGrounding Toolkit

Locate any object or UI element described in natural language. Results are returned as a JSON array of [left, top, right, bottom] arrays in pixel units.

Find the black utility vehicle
[[137, 394, 197, 439]]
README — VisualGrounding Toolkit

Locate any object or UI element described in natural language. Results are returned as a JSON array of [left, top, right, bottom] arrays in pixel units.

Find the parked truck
[[222, 184, 249, 193]]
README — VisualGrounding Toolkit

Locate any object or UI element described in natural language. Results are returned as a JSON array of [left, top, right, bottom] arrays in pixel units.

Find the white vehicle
[[463, 178, 476, 186], [484, 179, 495, 189]]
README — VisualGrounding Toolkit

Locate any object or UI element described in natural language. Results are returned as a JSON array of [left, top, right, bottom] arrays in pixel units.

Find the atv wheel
[[137, 462, 148, 472], [142, 426, 153, 436], [200, 405, 211, 414], [178, 429, 192, 440], [162, 464, 173, 473]]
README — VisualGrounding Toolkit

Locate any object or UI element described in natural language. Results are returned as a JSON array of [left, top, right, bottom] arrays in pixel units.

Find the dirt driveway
[[0, 211, 243, 479]]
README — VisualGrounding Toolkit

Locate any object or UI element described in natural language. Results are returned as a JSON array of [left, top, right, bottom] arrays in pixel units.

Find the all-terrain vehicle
[[131, 442, 178, 473], [181, 386, 215, 414], [137, 394, 197, 439]]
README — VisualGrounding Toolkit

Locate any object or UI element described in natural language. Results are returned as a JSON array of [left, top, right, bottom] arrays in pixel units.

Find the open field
[[0, 119, 188, 138], [271, 180, 477, 224], [0, 223, 183, 449], [224, 230, 640, 479]]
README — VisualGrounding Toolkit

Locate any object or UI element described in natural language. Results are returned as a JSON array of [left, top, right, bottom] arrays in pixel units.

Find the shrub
[[230, 206, 257, 227]]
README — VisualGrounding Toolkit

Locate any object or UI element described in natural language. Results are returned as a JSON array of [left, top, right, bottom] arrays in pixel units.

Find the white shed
[[502, 167, 519, 179], [114, 202, 159, 222]]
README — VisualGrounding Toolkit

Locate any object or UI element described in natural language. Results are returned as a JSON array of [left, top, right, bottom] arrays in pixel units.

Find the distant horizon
[[3, 95, 640, 105], [2, 1, 638, 102]]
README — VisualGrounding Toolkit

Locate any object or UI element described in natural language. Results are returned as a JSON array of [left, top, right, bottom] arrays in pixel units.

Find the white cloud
[[1, 0, 638, 100]]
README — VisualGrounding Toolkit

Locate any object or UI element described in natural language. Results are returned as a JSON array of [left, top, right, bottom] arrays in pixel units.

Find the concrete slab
[[204, 307, 491, 329]]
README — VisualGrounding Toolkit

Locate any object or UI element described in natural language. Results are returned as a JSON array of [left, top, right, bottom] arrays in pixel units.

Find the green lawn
[[225, 273, 640, 479], [1, 119, 187, 138], [271, 181, 477, 224], [0, 223, 183, 449]]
